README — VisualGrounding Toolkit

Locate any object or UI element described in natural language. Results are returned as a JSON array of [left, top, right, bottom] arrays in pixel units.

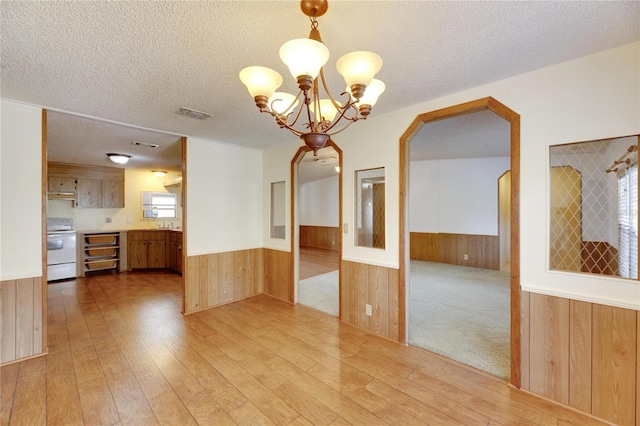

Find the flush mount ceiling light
[[152, 170, 167, 177], [107, 153, 131, 164], [239, 0, 385, 155]]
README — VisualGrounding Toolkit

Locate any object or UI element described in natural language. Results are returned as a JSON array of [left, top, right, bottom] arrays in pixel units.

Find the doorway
[[43, 110, 186, 308], [291, 142, 343, 316], [399, 97, 521, 386]]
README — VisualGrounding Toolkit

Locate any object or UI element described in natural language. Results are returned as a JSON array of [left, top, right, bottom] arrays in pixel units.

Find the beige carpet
[[298, 270, 339, 316], [409, 260, 510, 379]]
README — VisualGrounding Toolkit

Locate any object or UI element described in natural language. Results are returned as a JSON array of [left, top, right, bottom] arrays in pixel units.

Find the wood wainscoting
[[299, 226, 339, 251], [340, 260, 399, 341], [264, 248, 293, 303], [520, 291, 638, 425], [184, 249, 263, 314], [0, 277, 44, 364], [410, 232, 499, 270]]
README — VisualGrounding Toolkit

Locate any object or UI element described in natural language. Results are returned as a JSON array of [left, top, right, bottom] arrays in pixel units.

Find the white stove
[[47, 218, 76, 281]]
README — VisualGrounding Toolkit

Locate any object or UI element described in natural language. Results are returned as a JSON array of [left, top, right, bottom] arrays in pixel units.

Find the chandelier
[[239, 0, 385, 155]]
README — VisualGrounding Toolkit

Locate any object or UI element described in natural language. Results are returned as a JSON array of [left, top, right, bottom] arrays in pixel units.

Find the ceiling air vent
[[132, 141, 159, 148], [176, 107, 213, 121]]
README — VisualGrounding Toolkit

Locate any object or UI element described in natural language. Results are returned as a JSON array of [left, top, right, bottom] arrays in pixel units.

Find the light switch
[[343, 223, 348, 233]]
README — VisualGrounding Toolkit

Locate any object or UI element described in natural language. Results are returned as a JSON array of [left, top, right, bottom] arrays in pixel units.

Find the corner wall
[[1, 100, 45, 364], [183, 137, 264, 313]]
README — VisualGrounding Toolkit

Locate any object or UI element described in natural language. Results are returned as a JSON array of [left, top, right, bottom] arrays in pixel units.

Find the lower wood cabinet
[[167, 231, 183, 274], [128, 231, 166, 269]]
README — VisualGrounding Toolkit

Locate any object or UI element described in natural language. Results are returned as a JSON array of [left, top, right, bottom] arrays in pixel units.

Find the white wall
[[300, 175, 339, 226], [409, 157, 510, 235], [47, 169, 183, 231], [186, 137, 263, 255], [1, 100, 43, 280], [263, 139, 300, 251], [262, 41, 640, 308]]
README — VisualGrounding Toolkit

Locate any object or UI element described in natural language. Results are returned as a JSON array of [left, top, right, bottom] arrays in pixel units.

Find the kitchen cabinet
[[48, 177, 76, 193], [48, 162, 125, 208], [128, 230, 166, 269], [167, 231, 183, 274], [101, 180, 124, 208], [77, 179, 102, 208]]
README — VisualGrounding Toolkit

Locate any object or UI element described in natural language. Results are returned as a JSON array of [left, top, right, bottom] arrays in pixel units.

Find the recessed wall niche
[[549, 135, 639, 279]]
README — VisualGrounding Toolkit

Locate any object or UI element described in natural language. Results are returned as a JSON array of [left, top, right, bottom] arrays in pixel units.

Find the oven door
[[47, 232, 76, 265]]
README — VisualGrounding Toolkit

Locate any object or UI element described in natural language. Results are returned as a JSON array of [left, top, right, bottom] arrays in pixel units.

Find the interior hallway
[[299, 247, 339, 280], [1, 271, 607, 425]]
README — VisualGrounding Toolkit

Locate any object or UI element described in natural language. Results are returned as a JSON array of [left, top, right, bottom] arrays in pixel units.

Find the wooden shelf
[[83, 232, 120, 274]]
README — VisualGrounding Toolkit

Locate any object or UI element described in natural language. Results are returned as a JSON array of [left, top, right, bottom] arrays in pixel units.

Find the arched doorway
[[290, 141, 343, 314], [399, 97, 521, 387]]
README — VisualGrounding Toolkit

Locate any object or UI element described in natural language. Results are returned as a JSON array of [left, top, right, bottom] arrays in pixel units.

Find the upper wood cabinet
[[49, 162, 125, 208], [77, 179, 102, 208], [48, 177, 76, 193], [101, 180, 125, 208]]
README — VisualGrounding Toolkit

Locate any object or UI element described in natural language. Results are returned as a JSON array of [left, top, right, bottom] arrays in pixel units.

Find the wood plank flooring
[[299, 247, 339, 280], [1, 271, 608, 425]]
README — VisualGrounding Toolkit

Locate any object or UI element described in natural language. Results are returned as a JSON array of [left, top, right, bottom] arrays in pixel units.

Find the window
[[618, 165, 638, 278], [142, 191, 177, 218]]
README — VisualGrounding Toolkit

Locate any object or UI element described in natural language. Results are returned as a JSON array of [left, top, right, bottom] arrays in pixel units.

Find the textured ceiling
[[2, 1, 639, 171], [411, 110, 511, 161]]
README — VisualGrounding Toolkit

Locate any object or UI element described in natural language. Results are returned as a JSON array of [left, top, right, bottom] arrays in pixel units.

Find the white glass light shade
[[268, 92, 299, 115], [152, 170, 167, 177], [309, 99, 342, 122], [336, 51, 383, 88], [107, 153, 131, 164], [239, 66, 283, 98], [279, 38, 329, 79], [358, 79, 385, 106]]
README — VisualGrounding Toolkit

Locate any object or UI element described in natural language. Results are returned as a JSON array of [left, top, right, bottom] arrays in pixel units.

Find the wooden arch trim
[[290, 141, 343, 313], [399, 96, 521, 387]]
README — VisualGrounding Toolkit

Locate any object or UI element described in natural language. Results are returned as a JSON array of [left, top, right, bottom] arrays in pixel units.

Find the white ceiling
[[2, 1, 638, 172], [411, 110, 511, 161]]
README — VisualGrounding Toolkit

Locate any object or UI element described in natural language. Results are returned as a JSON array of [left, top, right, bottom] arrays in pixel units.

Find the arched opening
[[291, 141, 343, 315], [399, 97, 521, 387]]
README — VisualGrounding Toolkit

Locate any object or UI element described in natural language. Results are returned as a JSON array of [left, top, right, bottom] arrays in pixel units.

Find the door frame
[[290, 141, 343, 314], [398, 97, 521, 387]]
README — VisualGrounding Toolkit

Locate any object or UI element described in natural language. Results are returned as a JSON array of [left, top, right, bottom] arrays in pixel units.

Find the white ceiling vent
[[132, 141, 160, 148], [176, 107, 213, 121]]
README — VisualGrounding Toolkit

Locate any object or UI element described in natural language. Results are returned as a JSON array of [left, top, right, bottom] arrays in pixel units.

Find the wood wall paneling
[[299, 226, 340, 251], [184, 249, 263, 314], [520, 291, 530, 390], [529, 293, 570, 404], [371, 265, 389, 337], [409, 232, 439, 262], [1, 278, 44, 365], [568, 300, 592, 413], [263, 249, 292, 303], [206, 253, 219, 307], [410, 232, 499, 270], [591, 304, 636, 425], [521, 293, 639, 425], [340, 260, 399, 341]]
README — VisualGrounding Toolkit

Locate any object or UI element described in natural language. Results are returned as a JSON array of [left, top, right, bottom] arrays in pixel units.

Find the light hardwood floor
[[1, 271, 607, 425], [299, 247, 339, 280]]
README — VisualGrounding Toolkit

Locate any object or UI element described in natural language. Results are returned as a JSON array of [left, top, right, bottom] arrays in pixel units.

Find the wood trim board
[[399, 97, 521, 387]]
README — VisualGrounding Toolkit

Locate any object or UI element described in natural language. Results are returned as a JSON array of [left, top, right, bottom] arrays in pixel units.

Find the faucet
[[157, 218, 165, 229]]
